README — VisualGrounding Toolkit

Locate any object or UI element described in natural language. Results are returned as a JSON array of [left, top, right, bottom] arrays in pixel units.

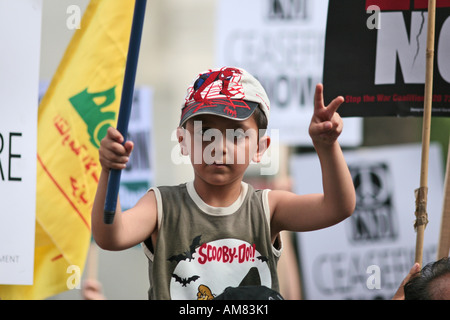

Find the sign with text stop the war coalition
[[323, 0, 450, 117], [0, 0, 42, 285]]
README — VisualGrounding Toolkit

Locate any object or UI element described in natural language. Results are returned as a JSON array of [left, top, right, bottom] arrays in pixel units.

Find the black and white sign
[[292, 144, 444, 299], [216, 0, 362, 146], [0, 0, 42, 285], [119, 87, 154, 210], [324, 0, 450, 117]]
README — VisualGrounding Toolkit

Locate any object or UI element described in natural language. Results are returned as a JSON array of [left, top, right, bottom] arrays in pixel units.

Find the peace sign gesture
[[309, 84, 344, 146]]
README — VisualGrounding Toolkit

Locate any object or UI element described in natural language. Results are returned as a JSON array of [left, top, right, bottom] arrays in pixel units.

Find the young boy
[[91, 66, 356, 300]]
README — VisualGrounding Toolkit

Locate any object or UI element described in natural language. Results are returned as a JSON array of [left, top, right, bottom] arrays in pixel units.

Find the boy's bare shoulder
[[267, 189, 307, 206], [267, 189, 303, 217], [135, 188, 157, 211]]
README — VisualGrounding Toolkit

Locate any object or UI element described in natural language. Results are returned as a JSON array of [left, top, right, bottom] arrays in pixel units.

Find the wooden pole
[[437, 138, 450, 259], [414, 0, 436, 266], [86, 242, 99, 281]]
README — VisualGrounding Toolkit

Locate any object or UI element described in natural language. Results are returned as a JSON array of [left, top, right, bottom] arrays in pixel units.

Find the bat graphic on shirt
[[168, 235, 202, 262], [172, 273, 200, 287], [257, 255, 268, 263]]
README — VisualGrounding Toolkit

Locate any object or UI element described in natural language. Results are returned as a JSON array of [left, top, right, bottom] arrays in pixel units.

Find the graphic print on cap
[[180, 67, 259, 126], [189, 67, 243, 102]]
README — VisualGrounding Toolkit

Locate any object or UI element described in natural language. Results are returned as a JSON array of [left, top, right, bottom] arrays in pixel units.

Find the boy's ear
[[252, 135, 271, 163], [177, 127, 189, 156]]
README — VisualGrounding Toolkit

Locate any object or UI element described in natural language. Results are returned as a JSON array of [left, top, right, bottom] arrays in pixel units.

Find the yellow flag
[[0, 0, 135, 300]]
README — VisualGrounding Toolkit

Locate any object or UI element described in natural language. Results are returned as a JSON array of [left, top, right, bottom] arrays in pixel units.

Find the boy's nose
[[211, 136, 228, 156]]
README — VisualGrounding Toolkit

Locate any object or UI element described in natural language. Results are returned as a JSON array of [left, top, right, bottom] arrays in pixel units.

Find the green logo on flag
[[69, 87, 117, 149]]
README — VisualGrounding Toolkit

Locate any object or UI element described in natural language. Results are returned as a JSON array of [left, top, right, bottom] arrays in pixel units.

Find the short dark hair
[[404, 257, 450, 300], [252, 106, 268, 132]]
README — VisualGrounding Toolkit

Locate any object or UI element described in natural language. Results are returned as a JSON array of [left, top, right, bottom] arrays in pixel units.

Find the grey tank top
[[142, 181, 281, 300]]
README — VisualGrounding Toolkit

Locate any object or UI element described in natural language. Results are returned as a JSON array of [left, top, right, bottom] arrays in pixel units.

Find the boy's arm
[[270, 84, 356, 237], [91, 127, 157, 251]]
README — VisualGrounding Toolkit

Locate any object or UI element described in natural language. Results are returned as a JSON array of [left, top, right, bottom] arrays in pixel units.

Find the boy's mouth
[[211, 162, 227, 167]]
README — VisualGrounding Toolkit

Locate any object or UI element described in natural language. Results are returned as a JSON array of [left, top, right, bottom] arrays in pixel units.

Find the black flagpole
[[103, 0, 147, 224]]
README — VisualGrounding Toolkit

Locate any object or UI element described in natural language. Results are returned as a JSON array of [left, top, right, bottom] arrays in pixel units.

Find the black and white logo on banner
[[266, 0, 310, 21], [347, 162, 399, 243]]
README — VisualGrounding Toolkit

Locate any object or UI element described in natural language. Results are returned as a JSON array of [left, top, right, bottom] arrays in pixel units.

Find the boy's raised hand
[[99, 126, 134, 171], [309, 84, 344, 146]]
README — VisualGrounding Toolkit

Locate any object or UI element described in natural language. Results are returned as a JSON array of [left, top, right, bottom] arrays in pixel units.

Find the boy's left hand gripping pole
[[103, 0, 147, 224]]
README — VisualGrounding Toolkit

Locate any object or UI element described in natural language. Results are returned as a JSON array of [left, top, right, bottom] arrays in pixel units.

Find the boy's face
[[178, 114, 269, 186]]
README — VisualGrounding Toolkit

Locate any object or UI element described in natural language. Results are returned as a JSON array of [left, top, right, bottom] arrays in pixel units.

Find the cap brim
[[180, 99, 258, 127]]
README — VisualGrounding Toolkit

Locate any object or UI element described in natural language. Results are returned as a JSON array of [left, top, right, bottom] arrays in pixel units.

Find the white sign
[[0, 0, 42, 285], [291, 144, 444, 299], [119, 87, 154, 210], [216, 0, 362, 146]]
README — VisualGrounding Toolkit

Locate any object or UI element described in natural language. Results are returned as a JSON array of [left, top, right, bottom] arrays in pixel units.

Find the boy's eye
[[234, 129, 246, 140], [198, 128, 219, 141], [194, 127, 209, 136], [202, 130, 214, 140], [227, 128, 246, 143]]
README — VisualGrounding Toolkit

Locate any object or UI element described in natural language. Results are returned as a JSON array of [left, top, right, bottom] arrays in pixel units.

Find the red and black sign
[[323, 0, 450, 117]]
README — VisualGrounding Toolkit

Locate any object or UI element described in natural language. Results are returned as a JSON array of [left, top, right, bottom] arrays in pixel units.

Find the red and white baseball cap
[[179, 67, 270, 127]]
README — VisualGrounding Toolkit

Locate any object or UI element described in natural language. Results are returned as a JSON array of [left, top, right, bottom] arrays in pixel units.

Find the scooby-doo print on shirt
[[168, 236, 272, 300]]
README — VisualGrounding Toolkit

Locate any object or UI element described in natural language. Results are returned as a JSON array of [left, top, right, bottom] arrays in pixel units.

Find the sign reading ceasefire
[[0, 0, 42, 285]]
